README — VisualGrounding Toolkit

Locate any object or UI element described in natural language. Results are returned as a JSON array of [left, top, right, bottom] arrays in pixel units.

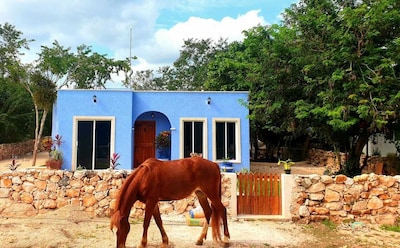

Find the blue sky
[[0, 0, 296, 80]]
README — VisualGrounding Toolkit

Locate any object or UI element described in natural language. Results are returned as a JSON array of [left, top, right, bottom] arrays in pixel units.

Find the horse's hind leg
[[195, 190, 212, 245], [152, 204, 169, 248]]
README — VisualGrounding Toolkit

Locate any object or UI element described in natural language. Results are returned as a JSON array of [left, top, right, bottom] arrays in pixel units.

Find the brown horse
[[110, 157, 230, 248]]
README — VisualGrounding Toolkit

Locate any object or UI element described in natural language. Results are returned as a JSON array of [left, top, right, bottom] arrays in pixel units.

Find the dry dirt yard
[[2, 205, 400, 248], [2, 155, 400, 247]]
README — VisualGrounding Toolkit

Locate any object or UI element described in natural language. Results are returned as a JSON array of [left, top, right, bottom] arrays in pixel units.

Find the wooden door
[[134, 121, 155, 168]]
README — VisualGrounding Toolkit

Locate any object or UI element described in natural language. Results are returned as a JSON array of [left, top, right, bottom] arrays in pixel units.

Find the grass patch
[[322, 219, 337, 231], [381, 224, 400, 232]]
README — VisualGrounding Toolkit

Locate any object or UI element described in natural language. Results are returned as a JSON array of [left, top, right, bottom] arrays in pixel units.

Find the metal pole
[[129, 26, 132, 66]]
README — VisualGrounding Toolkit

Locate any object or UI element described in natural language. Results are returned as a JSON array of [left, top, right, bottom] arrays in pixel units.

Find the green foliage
[[0, 23, 36, 143], [36, 41, 130, 89], [124, 38, 229, 91], [322, 219, 337, 231], [31, 72, 57, 110], [381, 224, 400, 232]]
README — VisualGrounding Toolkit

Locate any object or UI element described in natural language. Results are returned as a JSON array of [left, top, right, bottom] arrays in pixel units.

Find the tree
[[36, 41, 130, 89], [22, 72, 57, 166], [123, 38, 228, 91], [0, 23, 36, 143], [26, 41, 130, 166], [205, 40, 251, 91]]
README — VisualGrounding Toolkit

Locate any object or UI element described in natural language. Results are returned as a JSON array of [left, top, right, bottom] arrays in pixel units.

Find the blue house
[[52, 90, 250, 172]]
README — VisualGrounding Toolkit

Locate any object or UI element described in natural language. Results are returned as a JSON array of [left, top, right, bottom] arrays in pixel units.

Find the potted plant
[[45, 134, 63, 170], [278, 159, 294, 174], [219, 157, 234, 172], [155, 130, 171, 159]]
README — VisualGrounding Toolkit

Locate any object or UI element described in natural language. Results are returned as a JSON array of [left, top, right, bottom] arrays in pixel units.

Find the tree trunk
[[344, 131, 370, 177], [31, 109, 48, 166], [31, 104, 39, 166]]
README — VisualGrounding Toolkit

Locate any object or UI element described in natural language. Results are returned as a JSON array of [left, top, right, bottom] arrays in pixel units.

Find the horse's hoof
[[195, 239, 204, 246], [221, 242, 230, 248]]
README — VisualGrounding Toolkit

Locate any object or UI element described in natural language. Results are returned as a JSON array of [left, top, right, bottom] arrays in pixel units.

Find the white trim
[[72, 116, 115, 170], [212, 118, 241, 163], [179, 118, 208, 159]]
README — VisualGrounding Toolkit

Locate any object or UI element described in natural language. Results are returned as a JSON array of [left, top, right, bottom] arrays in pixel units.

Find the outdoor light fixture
[[207, 96, 211, 104], [93, 95, 97, 103], [151, 112, 154, 118]]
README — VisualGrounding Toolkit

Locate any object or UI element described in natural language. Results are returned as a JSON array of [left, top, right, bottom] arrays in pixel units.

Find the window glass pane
[[95, 121, 111, 169], [194, 122, 203, 154], [227, 122, 236, 159], [183, 122, 192, 157], [216, 122, 225, 159], [77, 121, 93, 169]]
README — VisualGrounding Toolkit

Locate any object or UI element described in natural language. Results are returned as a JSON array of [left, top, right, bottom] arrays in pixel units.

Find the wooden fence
[[237, 173, 281, 215]]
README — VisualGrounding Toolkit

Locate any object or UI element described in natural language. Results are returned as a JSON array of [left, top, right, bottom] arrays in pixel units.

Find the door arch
[[133, 111, 171, 168]]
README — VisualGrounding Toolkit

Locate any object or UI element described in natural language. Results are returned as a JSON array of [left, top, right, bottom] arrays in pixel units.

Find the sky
[[0, 0, 297, 82]]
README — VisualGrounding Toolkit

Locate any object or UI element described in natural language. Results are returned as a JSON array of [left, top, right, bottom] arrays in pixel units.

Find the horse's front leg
[[138, 200, 157, 248], [153, 204, 169, 248], [116, 216, 130, 248]]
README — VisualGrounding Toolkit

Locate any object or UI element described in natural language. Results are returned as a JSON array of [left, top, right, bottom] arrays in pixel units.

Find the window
[[180, 118, 207, 158], [73, 117, 115, 170], [213, 118, 241, 162]]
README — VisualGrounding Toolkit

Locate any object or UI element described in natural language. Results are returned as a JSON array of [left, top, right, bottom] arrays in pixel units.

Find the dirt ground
[[2, 205, 400, 248], [2, 154, 400, 247]]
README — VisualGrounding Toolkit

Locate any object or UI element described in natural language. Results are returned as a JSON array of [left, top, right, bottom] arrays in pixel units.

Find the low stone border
[[0, 169, 234, 218]]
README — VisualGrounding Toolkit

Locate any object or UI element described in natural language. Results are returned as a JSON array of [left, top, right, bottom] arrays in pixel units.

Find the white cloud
[[131, 10, 266, 68], [1, 0, 268, 76]]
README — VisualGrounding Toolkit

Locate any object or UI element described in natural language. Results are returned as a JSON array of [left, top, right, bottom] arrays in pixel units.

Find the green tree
[[27, 72, 57, 166], [125, 38, 228, 91], [287, 0, 400, 176], [36, 41, 130, 89], [205, 40, 250, 91], [0, 23, 35, 143]]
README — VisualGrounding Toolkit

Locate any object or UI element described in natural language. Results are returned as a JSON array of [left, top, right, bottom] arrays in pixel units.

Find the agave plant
[[8, 159, 21, 171]]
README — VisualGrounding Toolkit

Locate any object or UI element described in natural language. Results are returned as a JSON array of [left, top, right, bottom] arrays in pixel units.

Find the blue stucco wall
[[52, 90, 249, 171], [53, 90, 133, 170]]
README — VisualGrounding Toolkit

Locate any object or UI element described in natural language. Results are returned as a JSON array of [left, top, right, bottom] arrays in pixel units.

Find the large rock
[[1, 202, 37, 217]]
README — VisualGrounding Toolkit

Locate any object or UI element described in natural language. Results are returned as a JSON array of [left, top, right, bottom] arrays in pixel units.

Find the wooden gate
[[237, 173, 281, 215]]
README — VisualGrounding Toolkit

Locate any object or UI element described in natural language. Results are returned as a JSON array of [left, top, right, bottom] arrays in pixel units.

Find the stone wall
[[291, 173, 400, 225], [307, 148, 382, 174], [0, 140, 35, 161], [0, 169, 233, 218], [0, 137, 51, 161]]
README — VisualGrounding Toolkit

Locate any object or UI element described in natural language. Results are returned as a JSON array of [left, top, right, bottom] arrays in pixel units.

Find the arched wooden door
[[134, 121, 155, 168]]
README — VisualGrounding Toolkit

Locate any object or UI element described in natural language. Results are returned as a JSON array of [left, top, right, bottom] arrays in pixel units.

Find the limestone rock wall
[[307, 148, 382, 174], [0, 137, 50, 160], [0, 169, 233, 218], [292, 174, 400, 225], [0, 140, 35, 160]]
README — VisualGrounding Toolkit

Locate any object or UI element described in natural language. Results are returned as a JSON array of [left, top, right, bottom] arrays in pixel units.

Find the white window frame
[[212, 118, 241, 163], [72, 116, 115, 170], [179, 118, 208, 159]]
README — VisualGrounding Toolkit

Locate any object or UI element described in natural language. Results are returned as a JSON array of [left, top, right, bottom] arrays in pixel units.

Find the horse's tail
[[211, 204, 222, 242], [211, 175, 223, 242]]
